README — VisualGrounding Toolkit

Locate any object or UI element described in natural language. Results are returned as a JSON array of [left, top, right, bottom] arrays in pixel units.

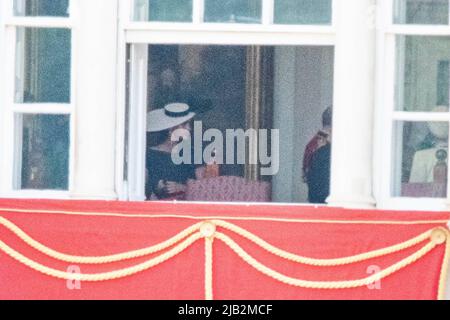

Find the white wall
[[272, 47, 296, 202], [272, 46, 334, 203], [292, 46, 334, 202]]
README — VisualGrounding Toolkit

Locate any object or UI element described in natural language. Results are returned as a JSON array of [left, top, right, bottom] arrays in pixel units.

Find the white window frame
[[116, 0, 337, 202], [374, 0, 450, 211], [133, 0, 333, 27], [124, 0, 336, 44], [0, 0, 76, 199]]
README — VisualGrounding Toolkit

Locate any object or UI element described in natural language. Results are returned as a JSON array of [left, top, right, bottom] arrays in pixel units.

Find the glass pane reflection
[[393, 120, 448, 198], [134, 0, 192, 22], [15, 27, 71, 104], [396, 36, 450, 112], [14, 0, 69, 17], [394, 0, 449, 25], [18, 114, 70, 190], [204, 0, 261, 23], [274, 0, 332, 25]]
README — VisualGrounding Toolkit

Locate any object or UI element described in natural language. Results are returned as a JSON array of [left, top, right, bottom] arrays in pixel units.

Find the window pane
[[274, 0, 332, 25], [15, 27, 71, 104], [14, 0, 69, 17], [204, 0, 261, 23], [134, 0, 192, 22], [393, 121, 448, 198], [394, 0, 449, 25], [17, 114, 70, 190], [396, 36, 450, 112], [143, 45, 334, 204]]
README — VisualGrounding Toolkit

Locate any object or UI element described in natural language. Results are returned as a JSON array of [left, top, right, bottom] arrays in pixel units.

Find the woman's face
[[171, 122, 192, 141], [181, 121, 192, 132]]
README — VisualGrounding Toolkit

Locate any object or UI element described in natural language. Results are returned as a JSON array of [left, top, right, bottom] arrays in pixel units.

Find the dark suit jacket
[[307, 143, 331, 204]]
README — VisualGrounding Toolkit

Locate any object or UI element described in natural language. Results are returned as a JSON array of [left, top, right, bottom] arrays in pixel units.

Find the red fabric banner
[[0, 198, 449, 300]]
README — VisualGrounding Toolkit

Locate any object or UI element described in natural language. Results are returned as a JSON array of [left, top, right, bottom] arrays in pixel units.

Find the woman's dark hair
[[147, 119, 194, 148], [147, 130, 170, 148]]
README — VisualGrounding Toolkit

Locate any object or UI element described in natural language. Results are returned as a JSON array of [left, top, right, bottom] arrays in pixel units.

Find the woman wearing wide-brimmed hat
[[146, 103, 197, 200]]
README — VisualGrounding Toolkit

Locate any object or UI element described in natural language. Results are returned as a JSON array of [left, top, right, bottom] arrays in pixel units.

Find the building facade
[[0, 0, 449, 212]]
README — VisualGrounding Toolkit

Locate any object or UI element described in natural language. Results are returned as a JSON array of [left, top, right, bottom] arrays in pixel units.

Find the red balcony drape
[[0, 199, 449, 300]]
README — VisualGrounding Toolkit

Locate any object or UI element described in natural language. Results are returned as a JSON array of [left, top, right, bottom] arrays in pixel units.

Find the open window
[[124, 43, 334, 204]]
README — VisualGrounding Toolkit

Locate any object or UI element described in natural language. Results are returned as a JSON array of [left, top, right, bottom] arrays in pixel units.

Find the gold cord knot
[[200, 222, 216, 239], [431, 228, 448, 245]]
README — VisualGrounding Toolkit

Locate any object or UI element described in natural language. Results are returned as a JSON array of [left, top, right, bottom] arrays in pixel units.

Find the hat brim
[[147, 108, 195, 132]]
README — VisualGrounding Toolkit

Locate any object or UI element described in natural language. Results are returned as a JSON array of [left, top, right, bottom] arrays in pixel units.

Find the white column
[[272, 47, 296, 202], [0, 1, 6, 194], [327, 0, 377, 208], [71, 0, 119, 199]]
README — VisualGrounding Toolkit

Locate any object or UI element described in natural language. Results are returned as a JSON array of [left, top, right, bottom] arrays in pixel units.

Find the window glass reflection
[[18, 114, 70, 190], [394, 0, 449, 25], [274, 0, 332, 25], [204, 0, 261, 23], [396, 36, 450, 112], [134, 0, 192, 22], [393, 120, 448, 198], [14, 0, 69, 17], [15, 27, 71, 104]]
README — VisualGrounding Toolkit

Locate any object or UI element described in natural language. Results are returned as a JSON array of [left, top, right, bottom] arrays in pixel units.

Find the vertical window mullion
[[382, 33, 397, 202], [262, 0, 274, 25], [1, 26, 17, 193], [331, 0, 338, 27], [69, 11, 76, 193], [448, 0, 450, 26], [5, 26, 16, 110], [12, 113, 23, 190], [380, 0, 394, 28], [121, 0, 133, 22], [3, 0, 13, 20], [193, 0, 205, 24]]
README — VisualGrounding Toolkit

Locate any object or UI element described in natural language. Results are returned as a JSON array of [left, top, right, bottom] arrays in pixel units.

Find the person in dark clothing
[[146, 103, 197, 200], [303, 107, 333, 182], [146, 148, 196, 199], [307, 143, 331, 204], [305, 107, 333, 204]]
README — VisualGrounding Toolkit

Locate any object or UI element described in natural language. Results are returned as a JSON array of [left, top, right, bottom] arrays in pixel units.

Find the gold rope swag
[[0, 216, 448, 300]]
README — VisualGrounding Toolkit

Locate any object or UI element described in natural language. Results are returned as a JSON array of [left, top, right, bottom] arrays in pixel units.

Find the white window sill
[[0, 190, 71, 200], [376, 197, 450, 212]]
